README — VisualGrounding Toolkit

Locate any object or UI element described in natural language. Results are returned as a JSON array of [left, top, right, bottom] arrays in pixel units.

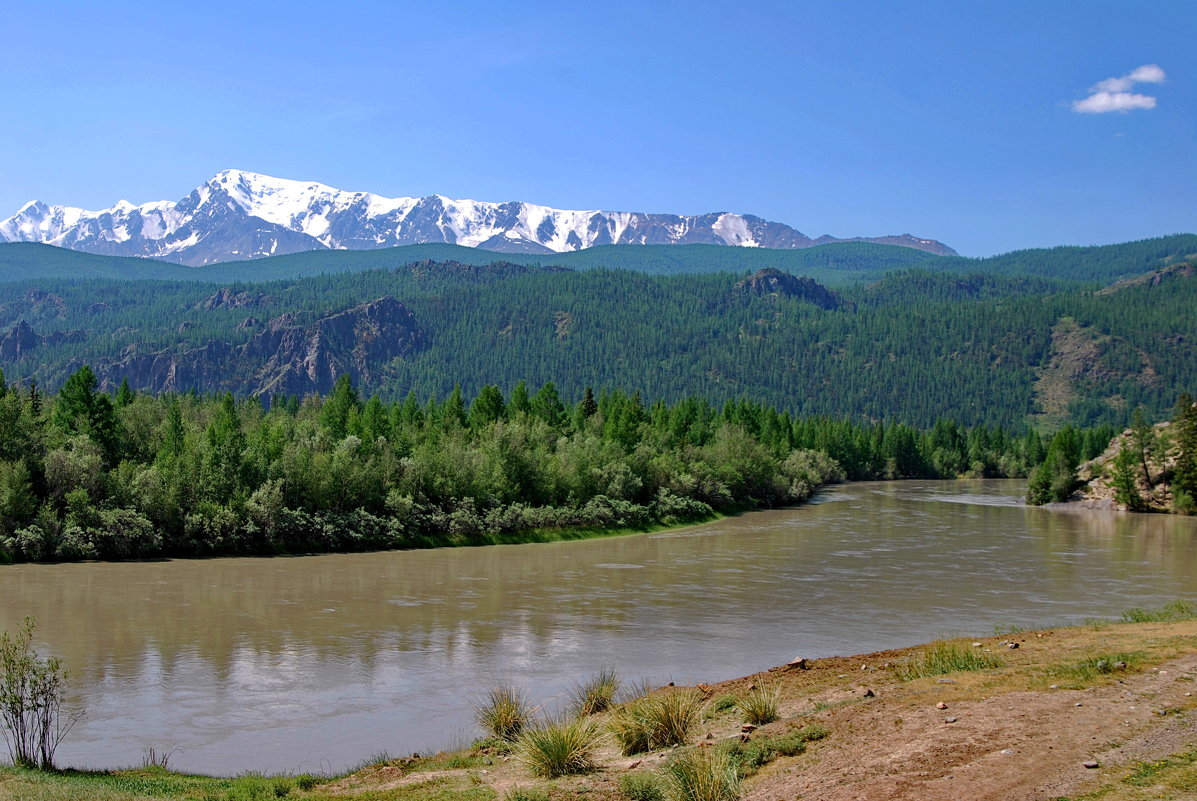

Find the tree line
[[0, 367, 1104, 563]]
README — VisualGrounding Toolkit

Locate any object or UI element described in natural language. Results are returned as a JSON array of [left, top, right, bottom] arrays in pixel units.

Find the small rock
[[1186, 692, 1192, 697], [945, 717, 957, 723], [1083, 760, 1099, 769], [786, 657, 808, 670], [741, 724, 758, 733], [935, 702, 948, 710], [627, 760, 642, 770], [863, 688, 876, 698], [1008, 642, 1020, 649], [1050, 684, 1059, 689], [1001, 749, 1014, 755], [1114, 661, 1127, 670], [861, 664, 870, 671], [1075, 703, 1083, 707], [972, 642, 982, 647], [666, 682, 675, 687], [1157, 709, 1168, 716], [699, 741, 713, 748], [747, 683, 756, 690], [705, 733, 714, 740], [937, 679, 958, 684]]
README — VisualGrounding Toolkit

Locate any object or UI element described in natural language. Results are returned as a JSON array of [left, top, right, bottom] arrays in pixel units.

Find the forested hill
[[1, 256, 1194, 430], [2, 233, 1194, 285]]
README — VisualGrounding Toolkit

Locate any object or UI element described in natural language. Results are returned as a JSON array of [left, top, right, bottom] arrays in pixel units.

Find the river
[[2, 479, 1195, 775]]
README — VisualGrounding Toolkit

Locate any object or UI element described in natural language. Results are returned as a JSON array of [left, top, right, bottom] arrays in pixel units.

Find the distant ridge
[[0, 170, 957, 266]]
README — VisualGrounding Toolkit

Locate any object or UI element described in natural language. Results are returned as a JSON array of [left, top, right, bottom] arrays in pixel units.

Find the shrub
[[620, 771, 666, 801], [611, 688, 704, 755], [476, 685, 531, 741], [568, 669, 620, 717], [295, 775, 320, 791], [897, 642, 1002, 680], [735, 684, 780, 726], [663, 748, 741, 801], [0, 617, 81, 769], [515, 717, 603, 778]]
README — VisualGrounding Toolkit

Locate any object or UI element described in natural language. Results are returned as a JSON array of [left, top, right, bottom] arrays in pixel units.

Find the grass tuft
[[515, 717, 603, 778], [476, 685, 532, 742], [506, 787, 551, 801], [663, 747, 741, 801], [735, 683, 780, 726], [610, 688, 705, 755], [568, 668, 621, 717], [897, 641, 1003, 680]]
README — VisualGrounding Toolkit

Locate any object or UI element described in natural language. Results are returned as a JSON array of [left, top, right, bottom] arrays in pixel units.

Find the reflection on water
[[2, 479, 1195, 774]]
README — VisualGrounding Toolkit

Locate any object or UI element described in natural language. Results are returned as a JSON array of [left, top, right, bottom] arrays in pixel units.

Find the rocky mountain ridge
[[0, 170, 957, 266]]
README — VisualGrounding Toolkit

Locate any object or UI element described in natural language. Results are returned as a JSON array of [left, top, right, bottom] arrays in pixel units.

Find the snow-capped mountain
[[0, 170, 956, 266]]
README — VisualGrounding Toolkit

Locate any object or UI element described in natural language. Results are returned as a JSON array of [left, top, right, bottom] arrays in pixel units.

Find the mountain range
[[0, 170, 957, 266]]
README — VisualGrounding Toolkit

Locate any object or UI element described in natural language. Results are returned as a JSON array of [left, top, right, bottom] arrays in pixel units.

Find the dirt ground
[[325, 618, 1197, 801]]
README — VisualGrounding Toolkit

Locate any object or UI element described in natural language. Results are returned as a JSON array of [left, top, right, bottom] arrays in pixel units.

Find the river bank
[[3, 608, 1197, 801]]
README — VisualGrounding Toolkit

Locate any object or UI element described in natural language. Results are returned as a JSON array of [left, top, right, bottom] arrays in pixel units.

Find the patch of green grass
[[897, 641, 1003, 680], [619, 771, 666, 801], [1120, 600, 1196, 624], [476, 685, 532, 742], [610, 689, 704, 756], [1049, 652, 1143, 686], [717, 724, 829, 778], [504, 787, 550, 801], [0, 764, 495, 801], [515, 717, 603, 778], [568, 669, 620, 717], [662, 748, 741, 801], [1052, 748, 1197, 800], [709, 695, 738, 714], [734, 684, 780, 726]]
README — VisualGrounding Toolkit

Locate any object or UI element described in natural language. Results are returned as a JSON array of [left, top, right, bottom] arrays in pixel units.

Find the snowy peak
[[0, 172, 957, 265]]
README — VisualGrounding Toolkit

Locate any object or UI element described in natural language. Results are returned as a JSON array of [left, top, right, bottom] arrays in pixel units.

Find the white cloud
[[1074, 64, 1166, 114], [1074, 91, 1158, 113]]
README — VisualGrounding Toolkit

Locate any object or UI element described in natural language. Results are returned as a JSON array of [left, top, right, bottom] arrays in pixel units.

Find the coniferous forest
[[0, 367, 1118, 563]]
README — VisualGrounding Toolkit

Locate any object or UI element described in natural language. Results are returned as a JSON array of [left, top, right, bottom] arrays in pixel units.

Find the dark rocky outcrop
[[0, 320, 86, 360], [98, 296, 427, 396], [199, 287, 271, 310], [733, 268, 854, 311]]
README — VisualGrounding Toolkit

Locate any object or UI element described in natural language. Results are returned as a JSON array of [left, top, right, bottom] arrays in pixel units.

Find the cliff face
[[0, 320, 87, 360], [98, 296, 427, 396], [733, 268, 854, 311]]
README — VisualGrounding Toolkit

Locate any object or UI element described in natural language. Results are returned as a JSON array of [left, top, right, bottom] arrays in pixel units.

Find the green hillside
[[1, 255, 1193, 430]]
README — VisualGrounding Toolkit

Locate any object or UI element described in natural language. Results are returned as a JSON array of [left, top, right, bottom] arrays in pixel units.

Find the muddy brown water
[[2, 479, 1196, 775]]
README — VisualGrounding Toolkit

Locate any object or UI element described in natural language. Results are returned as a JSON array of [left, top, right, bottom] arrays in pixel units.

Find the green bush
[[515, 717, 603, 778]]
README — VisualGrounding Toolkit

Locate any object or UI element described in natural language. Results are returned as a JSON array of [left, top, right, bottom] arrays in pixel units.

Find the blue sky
[[0, 0, 1192, 256]]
